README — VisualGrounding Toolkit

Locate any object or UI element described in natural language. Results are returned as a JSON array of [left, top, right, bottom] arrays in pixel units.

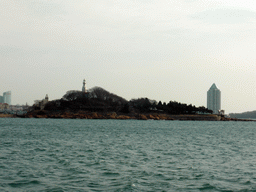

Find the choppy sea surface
[[1, 118, 256, 191]]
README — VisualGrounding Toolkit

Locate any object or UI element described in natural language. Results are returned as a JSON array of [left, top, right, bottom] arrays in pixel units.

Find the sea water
[[0, 118, 256, 191]]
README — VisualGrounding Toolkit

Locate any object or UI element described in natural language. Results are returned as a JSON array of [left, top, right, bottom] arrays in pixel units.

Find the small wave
[[199, 183, 216, 190], [244, 180, 252, 185], [102, 172, 120, 177], [8, 179, 40, 188]]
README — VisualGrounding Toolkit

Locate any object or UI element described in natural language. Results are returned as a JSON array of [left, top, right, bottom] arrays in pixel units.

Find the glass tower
[[207, 84, 221, 114], [3, 91, 11, 105]]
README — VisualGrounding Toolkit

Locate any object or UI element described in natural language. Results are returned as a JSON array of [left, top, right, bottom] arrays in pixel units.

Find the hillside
[[229, 111, 256, 119], [42, 86, 212, 115]]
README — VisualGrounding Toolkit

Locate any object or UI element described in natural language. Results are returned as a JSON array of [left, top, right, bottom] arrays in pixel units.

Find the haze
[[1, 0, 256, 114]]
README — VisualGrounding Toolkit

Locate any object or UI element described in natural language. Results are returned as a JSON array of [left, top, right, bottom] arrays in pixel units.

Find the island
[[3, 86, 252, 121]]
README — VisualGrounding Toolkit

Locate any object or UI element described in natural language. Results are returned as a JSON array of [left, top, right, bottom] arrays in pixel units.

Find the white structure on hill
[[34, 94, 49, 110], [207, 83, 221, 114], [82, 79, 87, 92]]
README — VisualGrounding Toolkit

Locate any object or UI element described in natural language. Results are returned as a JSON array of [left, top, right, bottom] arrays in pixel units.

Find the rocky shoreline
[[24, 110, 220, 120], [0, 110, 253, 121], [0, 114, 15, 118]]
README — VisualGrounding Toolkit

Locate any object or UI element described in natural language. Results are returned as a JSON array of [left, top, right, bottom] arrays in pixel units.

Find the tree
[[88, 87, 127, 104], [129, 98, 155, 112], [62, 90, 85, 101]]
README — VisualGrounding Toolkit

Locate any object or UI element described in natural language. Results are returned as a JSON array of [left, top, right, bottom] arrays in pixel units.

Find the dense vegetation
[[44, 87, 127, 112], [44, 86, 212, 114]]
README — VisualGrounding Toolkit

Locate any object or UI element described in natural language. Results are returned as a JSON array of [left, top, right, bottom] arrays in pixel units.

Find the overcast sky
[[1, 0, 256, 113]]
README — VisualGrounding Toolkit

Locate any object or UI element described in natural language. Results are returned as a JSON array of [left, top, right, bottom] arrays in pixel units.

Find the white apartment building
[[207, 83, 221, 114]]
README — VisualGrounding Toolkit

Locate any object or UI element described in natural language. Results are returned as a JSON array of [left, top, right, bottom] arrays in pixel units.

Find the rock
[[116, 115, 130, 119], [147, 114, 155, 119], [139, 114, 147, 120]]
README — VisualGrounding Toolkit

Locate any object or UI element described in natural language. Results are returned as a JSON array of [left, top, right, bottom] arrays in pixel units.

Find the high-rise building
[[0, 96, 3, 103], [3, 91, 11, 105], [207, 84, 221, 114]]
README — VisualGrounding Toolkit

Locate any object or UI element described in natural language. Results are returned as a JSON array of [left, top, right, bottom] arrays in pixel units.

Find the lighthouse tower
[[82, 79, 86, 92]]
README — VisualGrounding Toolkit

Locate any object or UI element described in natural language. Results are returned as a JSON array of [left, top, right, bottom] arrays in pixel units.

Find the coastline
[[23, 110, 221, 121], [0, 114, 15, 118], [1, 110, 254, 121]]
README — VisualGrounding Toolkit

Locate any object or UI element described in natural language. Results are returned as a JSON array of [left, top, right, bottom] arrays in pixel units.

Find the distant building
[[0, 96, 3, 103], [34, 94, 49, 110], [207, 83, 221, 114], [219, 110, 225, 115], [9, 104, 28, 111], [82, 79, 87, 92], [3, 91, 11, 105], [0, 103, 9, 110]]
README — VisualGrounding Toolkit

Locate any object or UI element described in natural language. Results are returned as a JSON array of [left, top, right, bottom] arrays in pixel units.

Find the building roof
[[209, 83, 219, 90]]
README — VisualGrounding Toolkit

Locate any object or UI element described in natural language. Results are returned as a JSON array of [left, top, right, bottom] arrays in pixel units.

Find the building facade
[[0, 103, 9, 110], [0, 96, 3, 103], [207, 83, 221, 114], [3, 91, 11, 105], [34, 94, 49, 110]]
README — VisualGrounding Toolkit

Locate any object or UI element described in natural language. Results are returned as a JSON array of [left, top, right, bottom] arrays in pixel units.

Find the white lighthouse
[[82, 79, 86, 92]]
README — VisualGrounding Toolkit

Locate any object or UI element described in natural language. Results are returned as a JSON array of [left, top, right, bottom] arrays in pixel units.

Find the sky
[[1, 0, 256, 114]]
